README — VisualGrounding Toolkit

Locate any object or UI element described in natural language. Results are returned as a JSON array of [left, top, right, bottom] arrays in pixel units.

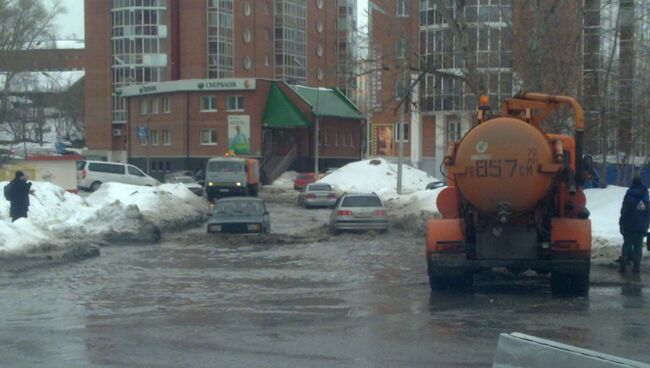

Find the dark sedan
[[207, 197, 270, 234]]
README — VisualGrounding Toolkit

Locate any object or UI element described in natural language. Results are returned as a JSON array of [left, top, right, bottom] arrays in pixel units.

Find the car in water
[[168, 176, 204, 196], [297, 183, 337, 208], [329, 193, 389, 234], [294, 173, 317, 190], [207, 197, 270, 234]]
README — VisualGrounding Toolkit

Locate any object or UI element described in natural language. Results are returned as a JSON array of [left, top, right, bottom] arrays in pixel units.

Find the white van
[[77, 160, 159, 192]]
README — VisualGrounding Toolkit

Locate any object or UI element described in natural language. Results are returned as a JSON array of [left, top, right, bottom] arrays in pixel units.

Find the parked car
[[294, 173, 317, 190], [426, 181, 446, 190], [298, 183, 337, 208], [164, 170, 194, 183], [77, 160, 159, 192], [207, 197, 270, 234], [168, 176, 204, 196], [329, 193, 389, 234]]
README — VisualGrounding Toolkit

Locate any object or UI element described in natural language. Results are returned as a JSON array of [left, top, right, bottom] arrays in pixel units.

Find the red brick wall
[[84, 0, 112, 151]]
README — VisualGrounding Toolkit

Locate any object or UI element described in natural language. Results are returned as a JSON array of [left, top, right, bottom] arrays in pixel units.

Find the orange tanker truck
[[427, 93, 591, 294]]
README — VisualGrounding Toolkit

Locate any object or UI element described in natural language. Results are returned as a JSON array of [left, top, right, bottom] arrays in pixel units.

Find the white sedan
[[168, 176, 204, 196]]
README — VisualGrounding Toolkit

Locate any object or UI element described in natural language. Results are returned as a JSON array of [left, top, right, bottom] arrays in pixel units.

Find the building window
[[242, 56, 252, 71], [151, 130, 159, 145], [274, 0, 307, 83], [316, 0, 323, 10], [162, 130, 171, 145], [395, 80, 408, 101], [316, 21, 323, 33], [163, 96, 171, 113], [265, 28, 270, 40], [208, 0, 234, 78], [201, 96, 217, 111], [200, 129, 218, 145], [140, 99, 149, 115], [395, 123, 409, 142], [396, 0, 409, 16], [244, 1, 252, 16], [448, 119, 461, 142], [151, 98, 159, 114], [335, 129, 339, 147], [348, 132, 354, 147], [316, 44, 323, 57], [265, 53, 270, 67], [111, 1, 168, 123], [324, 129, 329, 146], [140, 135, 147, 145], [396, 38, 407, 59], [243, 29, 252, 43], [317, 68, 324, 81], [227, 96, 245, 111]]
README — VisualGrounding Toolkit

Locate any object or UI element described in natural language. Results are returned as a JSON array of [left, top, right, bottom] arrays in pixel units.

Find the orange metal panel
[[551, 218, 592, 252], [426, 219, 464, 253]]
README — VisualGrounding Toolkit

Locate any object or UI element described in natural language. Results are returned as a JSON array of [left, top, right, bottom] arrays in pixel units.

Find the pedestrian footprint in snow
[[4, 171, 34, 222], [618, 176, 650, 273]]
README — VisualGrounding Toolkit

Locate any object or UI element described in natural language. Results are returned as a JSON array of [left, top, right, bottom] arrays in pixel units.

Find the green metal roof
[[263, 82, 310, 128], [289, 84, 364, 120]]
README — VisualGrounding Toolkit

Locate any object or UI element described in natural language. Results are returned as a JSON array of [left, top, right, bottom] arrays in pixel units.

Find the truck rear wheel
[[551, 264, 590, 295], [429, 273, 474, 292]]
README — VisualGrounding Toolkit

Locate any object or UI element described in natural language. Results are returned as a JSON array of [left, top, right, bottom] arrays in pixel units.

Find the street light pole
[[314, 86, 321, 176], [396, 58, 408, 195]]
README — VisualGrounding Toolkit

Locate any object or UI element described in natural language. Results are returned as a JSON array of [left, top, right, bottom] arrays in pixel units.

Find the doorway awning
[[263, 82, 310, 128]]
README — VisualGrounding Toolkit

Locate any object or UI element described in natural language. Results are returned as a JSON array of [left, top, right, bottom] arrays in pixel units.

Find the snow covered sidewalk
[[0, 182, 208, 256]]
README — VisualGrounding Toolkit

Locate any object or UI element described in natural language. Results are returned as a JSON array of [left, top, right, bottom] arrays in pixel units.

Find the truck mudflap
[[426, 257, 590, 276]]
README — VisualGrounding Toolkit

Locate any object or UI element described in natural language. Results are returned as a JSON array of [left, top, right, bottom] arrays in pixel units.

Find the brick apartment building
[[84, 0, 361, 177], [367, 0, 582, 177]]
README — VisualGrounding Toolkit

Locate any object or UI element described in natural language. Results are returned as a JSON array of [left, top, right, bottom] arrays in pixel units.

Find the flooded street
[[1, 192, 650, 367]]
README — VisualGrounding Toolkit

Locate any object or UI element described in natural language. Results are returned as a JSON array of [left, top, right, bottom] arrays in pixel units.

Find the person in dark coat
[[618, 176, 650, 273], [8, 171, 33, 222]]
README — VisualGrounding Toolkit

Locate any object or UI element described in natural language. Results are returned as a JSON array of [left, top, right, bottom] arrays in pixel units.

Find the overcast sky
[[53, 0, 368, 40]]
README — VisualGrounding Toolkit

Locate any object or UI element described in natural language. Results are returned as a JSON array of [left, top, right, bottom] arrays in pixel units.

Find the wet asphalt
[[1, 190, 650, 367]]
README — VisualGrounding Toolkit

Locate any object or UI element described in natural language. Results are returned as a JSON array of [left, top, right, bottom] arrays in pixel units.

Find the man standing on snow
[[619, 176, 650, 273], [7, 171, 33, 222]]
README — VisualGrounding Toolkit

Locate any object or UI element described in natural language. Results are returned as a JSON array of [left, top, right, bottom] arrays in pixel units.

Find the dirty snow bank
[[318, 158, 437, 197], [585, 186, 625, 250], [0, 181, 208, 255], [267, 171, 299, 190]]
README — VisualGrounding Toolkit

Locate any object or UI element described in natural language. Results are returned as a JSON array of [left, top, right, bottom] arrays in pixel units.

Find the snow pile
[[318, 158, 437, 197], [268, 171, 299, 190], [585, 186, 625, 249], [0, 181, 207, 255]]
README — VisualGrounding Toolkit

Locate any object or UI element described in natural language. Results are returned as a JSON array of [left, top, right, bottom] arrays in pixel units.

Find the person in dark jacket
[[8, 171, 33, 222], [618, 176, 650, 273]]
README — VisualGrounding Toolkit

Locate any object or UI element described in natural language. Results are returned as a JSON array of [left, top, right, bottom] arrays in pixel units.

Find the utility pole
[[396, 49, 408, 195], [314, 83, 321, 176]]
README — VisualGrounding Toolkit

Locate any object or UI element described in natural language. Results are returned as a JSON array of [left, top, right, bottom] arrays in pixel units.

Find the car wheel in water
[[90, 181, 102, 192]]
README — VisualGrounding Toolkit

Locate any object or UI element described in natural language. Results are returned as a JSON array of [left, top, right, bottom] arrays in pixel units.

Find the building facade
[[118, 78, 364, 180], [85, 0, 358, 163]]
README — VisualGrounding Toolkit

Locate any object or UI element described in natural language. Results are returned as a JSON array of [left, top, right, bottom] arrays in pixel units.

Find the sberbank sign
[[118, 79, 256, 97]]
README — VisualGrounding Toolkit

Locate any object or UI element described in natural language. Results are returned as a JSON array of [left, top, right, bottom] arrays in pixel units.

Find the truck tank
[[453, 117, 555, 217]]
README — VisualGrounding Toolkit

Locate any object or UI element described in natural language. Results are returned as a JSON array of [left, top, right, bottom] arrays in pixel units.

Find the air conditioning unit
[[112, 128, 122, 137]]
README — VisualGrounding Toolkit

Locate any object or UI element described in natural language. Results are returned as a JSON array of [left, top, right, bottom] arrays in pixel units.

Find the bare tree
[[0, 0, 64, 145]]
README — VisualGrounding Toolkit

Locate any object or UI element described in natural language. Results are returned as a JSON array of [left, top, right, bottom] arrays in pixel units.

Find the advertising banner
[[228, 115, 251, 155], [372, 124, 394, 156]]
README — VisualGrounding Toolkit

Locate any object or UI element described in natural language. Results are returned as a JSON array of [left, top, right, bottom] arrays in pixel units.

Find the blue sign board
[[137, 126, 148, 139]]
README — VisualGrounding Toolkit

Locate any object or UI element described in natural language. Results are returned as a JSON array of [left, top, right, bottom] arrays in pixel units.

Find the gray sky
[[53, 0, 367, 40], [55, 0, 84, 39]]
